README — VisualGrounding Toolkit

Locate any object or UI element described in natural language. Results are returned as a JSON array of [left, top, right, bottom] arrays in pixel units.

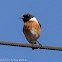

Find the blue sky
[[0, 0, 62, 62]]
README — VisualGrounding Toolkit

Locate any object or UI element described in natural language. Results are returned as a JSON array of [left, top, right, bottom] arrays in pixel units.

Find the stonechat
[[20, 14, 41, 45]]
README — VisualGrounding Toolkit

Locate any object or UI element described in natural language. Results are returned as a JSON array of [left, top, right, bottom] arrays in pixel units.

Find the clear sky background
[[0, 0, 62, 62]]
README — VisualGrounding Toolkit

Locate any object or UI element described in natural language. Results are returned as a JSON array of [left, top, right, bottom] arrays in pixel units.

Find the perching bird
[[21, 14, 41, 45]]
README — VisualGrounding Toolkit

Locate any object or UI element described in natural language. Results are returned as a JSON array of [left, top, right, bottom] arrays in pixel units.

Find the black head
[[21, 14, 34, 23]]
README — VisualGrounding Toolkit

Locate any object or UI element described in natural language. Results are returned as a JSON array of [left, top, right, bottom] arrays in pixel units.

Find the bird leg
[[37, 41, 42, 47]]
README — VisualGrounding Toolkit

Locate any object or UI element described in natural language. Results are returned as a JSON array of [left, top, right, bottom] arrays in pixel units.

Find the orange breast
[[23, 21, 41, 43]]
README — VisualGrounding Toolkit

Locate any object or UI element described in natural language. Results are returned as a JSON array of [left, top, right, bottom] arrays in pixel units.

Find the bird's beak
[[19, 17, 24, 19]]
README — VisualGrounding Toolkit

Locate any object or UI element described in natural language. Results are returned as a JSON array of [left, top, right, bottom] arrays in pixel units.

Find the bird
[[20, 14, 41, 49]]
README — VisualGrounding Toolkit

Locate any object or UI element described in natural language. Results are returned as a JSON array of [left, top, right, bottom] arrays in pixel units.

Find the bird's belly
[[30, 30, 39, 39], [24, 30, 40, 43]]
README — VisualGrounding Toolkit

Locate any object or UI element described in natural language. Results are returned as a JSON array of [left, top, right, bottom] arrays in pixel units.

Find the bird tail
[[32, 42, 37, 50], [34, 42, 36, 44]]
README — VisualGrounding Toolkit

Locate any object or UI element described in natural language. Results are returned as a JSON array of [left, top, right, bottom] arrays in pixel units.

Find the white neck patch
[[29, 17, 38, 23]]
